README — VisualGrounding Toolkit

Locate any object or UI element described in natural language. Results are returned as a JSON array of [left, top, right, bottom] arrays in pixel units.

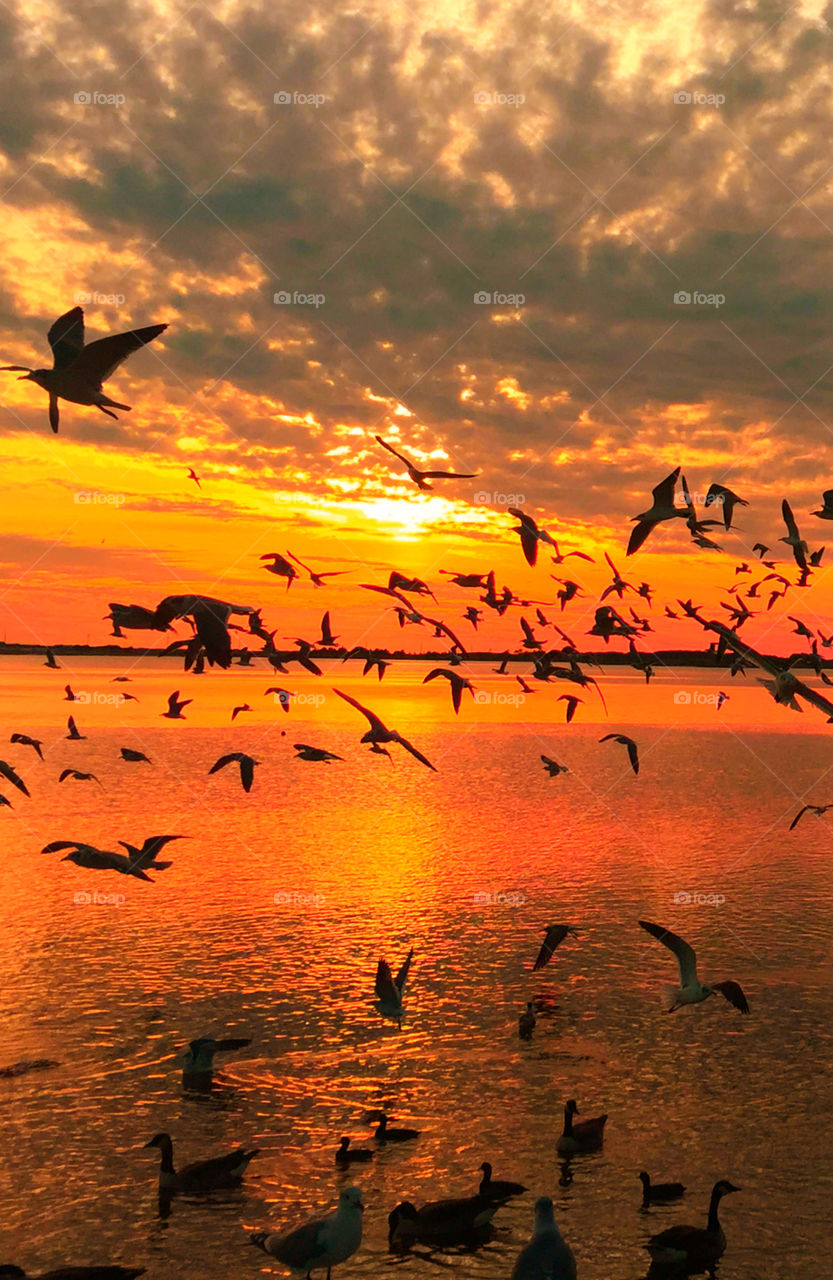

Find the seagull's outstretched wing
[[394, 947, 413, 993], [0, 760, 29, 795], [375, 435, 411, 468], [375, 958, 400, 1004], [333, 688, 386, 733], [509, 508, 538, 566], [639, 920, 698, 987], [209, 754, 238, 776], [47, 306, 85, 369], [711, 980, 750, 1014], [422, 468, 478, 479], [532, 924, 574, 971], [73, 322, 167, 385], [390, 731, 437, 772]]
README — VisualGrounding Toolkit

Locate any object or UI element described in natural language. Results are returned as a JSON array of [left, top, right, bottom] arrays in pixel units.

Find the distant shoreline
[[0, 643, 829, 668]]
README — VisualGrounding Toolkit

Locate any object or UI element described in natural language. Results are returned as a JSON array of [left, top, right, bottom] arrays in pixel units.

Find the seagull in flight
[[293, 743, 344, 762], [186, 467, 201, 487], [423, 668, 475, 713], [705, 482, 748, 530], [0, 761, 29, 796], [811, 489, 833, 520], [231, 704, 252, 721], [1, 305, 167, 433], [121, 747, 152, 763], [59, 769, 102, 785], [532, 924, 579, 971], [10, 733, 43, 759], [626, 467, 683, 556], [540, 755, 568, 777], [43, 841, 156, 881], [43, 647, 59, 668], [789, 803, 833, 830], [780, 499, 809, 572], [639, 920, 750, 1014], [64, 685, 77, 701], [375, 946, 413, 1024], [550, 540, 593, 565], [599, 733, 639, 774], [110, 595, 256, 668], [508, 508, 556, 566], [557, 694, 582, 723], [375, 435, 478, 490], [288, 551, 352, 588], [209, 753, 259, 793], [66, 715, 85, 740], [600, 552, 636, 600], [162, 691, 192, 720], [334, 689, 436, 770]]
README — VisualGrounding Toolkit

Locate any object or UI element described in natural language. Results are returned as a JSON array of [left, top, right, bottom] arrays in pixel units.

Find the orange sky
[[1, 0, 833, 654]]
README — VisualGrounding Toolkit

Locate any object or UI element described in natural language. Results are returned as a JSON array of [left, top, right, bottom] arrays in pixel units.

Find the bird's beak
[[17, 373, 32, 381], [142, 1138, 157, 1149]]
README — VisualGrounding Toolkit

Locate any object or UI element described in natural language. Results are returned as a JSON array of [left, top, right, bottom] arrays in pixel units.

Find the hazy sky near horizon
[[2, 0, 833, 649]]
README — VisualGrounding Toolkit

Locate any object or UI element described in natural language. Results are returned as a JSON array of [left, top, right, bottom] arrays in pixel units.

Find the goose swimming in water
[[182, 1036, 252, 1088], [478, 1161, 526, 1200], [556, 1099, 607, 1154], [143, 1131, 259, 1194], [335, 1137, 374, 1165], [518, 1001, 536, 1038], [374, 1113, 419, 1142], [251, 1186, 363, 1279], [639, 1171, 686, 1205], [510, 1196, 577, 1280], [388, 1195, 499, 1247], [639, 920, 750, 1014], [646, 1179, 740, 1267]]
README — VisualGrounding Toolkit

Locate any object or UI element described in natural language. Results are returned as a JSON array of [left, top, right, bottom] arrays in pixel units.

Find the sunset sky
[[2, 0, 833, 652]]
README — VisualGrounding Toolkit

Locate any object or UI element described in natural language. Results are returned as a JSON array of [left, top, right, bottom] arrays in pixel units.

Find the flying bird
[[162, 691, 191, 720], [540, 755, 568, 778], [532, 924, 578, 971], [66, 715, 85, 740], [293, 743, 344, 763], [422, 667, 475, 713], [508, 508, 556, 566], [780, 499, 809, 572], [639, 920, 750, 1013], [789, 802, 833, 830], [59, 769, 102, 786], [120, 747, 152, 763], [231, 704, 252, 721], [705, 482, 747, 530], [288, 551, 352, 588], [811, 489, 833, 520], [626, 466, 683, 556], [209, 753, 259, 793], [375, 947, 413, 1024], [599, 733, 639, 775], [557, 695, 582, 723], [375, 435, 478, 490], [10, 734, 43, 759], [2, 305, 167, 432], [0, 761, 29, 796], [186, 467, 201, 487], [334, 688, 436, 770]]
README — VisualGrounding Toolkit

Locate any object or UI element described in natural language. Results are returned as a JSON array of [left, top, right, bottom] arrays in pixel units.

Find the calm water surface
[[0, 657, 831, 1279]]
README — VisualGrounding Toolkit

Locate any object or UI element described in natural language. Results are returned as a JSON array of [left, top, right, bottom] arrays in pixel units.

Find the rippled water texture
[[0, 657, 831, 1278]]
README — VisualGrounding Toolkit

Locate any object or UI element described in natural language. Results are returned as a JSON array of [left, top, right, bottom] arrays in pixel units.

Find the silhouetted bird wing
[[48, 306, 85, 369]]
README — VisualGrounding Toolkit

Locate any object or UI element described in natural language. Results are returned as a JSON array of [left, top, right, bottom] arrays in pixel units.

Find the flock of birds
[[3, 306, 830, 1279]]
